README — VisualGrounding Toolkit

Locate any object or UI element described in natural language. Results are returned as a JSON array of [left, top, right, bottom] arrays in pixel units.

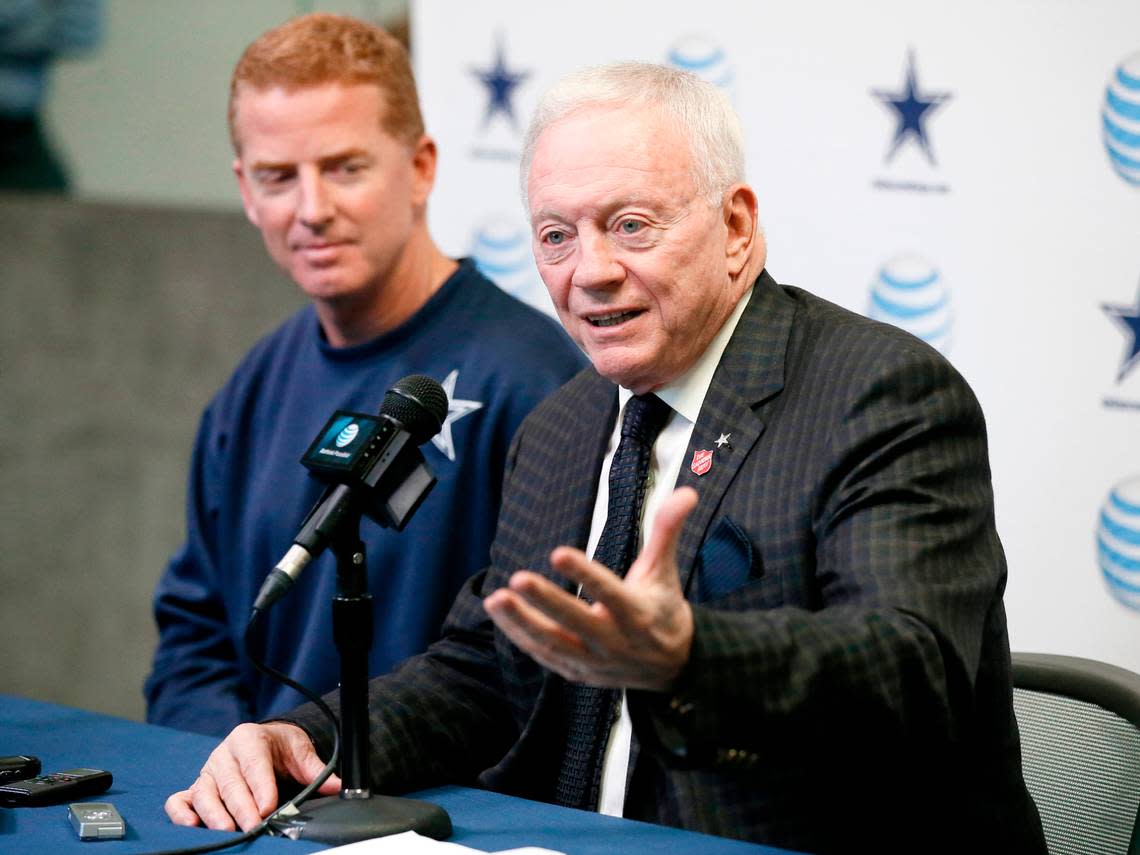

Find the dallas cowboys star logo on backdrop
[[1104, 286, 1140, 383], [431, 369, 484, 462], [470, 35, 530, 130], [872, 49, 952, 165]]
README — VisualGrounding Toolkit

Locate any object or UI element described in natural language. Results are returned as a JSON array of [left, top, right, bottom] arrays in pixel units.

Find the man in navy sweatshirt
[[143, 13, 585, 737]]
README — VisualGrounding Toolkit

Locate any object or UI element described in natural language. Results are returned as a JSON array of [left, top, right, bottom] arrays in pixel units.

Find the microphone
[[253, 375, 448, 612]]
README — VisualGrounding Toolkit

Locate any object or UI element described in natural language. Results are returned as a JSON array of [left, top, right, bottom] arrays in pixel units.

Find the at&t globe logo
[[1096, 477, 1140, 611], [868, 255, 952, 353], [335, 423, 359, 448], [470, 217, 554, 317], [1103, 52, 1140, 187], [666, 36, 734, 95]]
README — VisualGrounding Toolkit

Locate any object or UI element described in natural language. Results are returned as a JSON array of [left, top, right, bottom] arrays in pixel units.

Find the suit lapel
[[536, 370, 617, 580], [502, 372, 616, 787], [672, 271, 796, 593]]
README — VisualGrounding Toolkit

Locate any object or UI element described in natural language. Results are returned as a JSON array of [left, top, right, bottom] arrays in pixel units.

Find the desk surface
[[0, 695, 787, 854]]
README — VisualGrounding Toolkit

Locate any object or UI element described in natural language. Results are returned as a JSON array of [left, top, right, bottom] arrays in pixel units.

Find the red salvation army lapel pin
[[690, 449, 713, 476]]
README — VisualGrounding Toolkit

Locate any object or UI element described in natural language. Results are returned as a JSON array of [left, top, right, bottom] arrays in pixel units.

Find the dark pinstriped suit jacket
[[285, 272, 1046, 853]]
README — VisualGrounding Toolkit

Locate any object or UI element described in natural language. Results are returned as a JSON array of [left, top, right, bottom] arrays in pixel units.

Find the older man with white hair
[[166, 62, 1046, 854]]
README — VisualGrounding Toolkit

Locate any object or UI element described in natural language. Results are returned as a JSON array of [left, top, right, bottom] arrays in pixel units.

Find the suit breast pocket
[[695, 515, 763, 604]]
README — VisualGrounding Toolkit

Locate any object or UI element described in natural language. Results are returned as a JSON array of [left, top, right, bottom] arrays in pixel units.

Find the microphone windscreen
[[382, 375, 448, 443]]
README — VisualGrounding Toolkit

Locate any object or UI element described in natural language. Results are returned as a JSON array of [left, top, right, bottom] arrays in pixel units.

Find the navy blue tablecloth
[[0, 694, 788, 854]]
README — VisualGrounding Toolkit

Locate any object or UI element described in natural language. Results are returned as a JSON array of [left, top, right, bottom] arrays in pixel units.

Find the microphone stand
[[268, 508, 452, 844]]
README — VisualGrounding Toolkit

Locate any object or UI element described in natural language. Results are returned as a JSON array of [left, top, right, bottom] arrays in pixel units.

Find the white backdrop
[[411, 0, 1140, 672]]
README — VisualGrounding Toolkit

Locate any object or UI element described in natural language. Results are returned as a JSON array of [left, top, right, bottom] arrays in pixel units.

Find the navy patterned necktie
[[554, 392, 672, 811]]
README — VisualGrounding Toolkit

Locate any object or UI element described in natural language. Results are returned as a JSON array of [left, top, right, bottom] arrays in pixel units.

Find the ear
[[233, 157, 260, 228], [722, 183, 762, 279], [409, 134, 438, 208]]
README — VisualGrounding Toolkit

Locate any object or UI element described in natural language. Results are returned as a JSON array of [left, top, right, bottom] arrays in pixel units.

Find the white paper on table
[[323, 829, 566, 855]]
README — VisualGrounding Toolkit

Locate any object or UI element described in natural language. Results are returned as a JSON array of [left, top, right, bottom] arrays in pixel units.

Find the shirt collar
[[617, 285, 754, 424]]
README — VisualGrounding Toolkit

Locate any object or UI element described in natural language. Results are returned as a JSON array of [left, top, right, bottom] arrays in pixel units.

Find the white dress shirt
[[588, 287, 753, 817]]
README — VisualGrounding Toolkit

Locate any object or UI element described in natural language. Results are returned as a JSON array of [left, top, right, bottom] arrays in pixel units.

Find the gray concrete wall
[[0, 195, 305, 720], [45, 0, 408, 210]]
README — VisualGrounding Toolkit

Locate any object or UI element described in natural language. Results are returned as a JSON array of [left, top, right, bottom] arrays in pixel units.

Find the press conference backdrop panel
[[411, 0, 1140, 674]]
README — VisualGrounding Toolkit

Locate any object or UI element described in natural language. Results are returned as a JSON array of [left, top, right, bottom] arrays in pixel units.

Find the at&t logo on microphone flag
[[336, 422, 360, 448], [304, 411, 386, 474], [319, 415, 358, 453]]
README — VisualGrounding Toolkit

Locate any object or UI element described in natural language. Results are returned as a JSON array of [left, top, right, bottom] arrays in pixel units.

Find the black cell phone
[[0, 756, 40, 785], [0, 768, 112, 807]]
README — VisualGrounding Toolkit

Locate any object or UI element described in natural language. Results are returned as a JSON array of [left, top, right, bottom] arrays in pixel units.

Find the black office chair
[[1012, 652, 1140, 855]]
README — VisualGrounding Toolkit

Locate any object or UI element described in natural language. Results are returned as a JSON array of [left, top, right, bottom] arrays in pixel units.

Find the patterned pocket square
[[696, 515, 759, 602]]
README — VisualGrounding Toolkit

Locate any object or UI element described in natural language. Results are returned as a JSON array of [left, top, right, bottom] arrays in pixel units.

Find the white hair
[[520, 61, 746, 208]]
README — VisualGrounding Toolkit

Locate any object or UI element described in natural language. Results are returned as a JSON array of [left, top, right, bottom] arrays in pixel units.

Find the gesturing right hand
[[164, 721, 341, 832]]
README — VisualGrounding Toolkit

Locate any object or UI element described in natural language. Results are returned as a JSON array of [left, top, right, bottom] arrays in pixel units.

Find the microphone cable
[[143, 607, 341, 855], [148, 375, 446, 854]]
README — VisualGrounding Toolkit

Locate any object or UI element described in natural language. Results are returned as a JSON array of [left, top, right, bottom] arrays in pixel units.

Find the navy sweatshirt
[[145, 260, 585, 736]]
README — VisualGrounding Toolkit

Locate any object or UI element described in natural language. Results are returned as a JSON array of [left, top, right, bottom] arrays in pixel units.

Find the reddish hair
[[228, 13, 423, 153]]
